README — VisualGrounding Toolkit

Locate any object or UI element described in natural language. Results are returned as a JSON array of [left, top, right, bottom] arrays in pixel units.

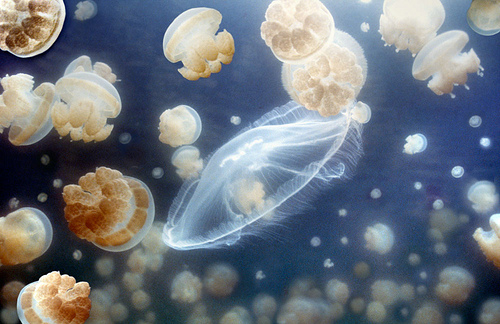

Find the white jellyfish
[[364, 223, 395, 254], [467, 0, 500, 36], [351, 101, 371, 124], [478, 298, 500, 324], [159, 105, 202, 147], [64, 55, 117, 84], [435, 266, 475, 305], [366, 301, 387, 323], [473, 213, 500, 268], [74, 1, 97, 21], [468, 180, 499, 213], [325, 279, 350, 305], [170, 271, 202, 304], [171, 146, 203, 180], [403, 133, 427, 154]]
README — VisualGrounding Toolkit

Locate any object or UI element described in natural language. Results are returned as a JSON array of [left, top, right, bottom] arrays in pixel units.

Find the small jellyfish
[[403, 133, 427, 154], [230, 115, 241, 125], [64, 55, 117, 84], [371, 280, 399, 306], [0, 0, 66, 58], [172, 146, 203, 180], [17, 271, 91, 324], [467, 0, 500, 36], [62, 166, 155, 252], [469, 115, 482, 127], [473, 213, 500, 268], [366, 302, 387, 323], [131, 290, 150, 311], [203, 263, 239, 298], [158, 105, 202, 147], [435, 266, 475, 305], [480, 137, 491, 148], [0, 208, 53, 266], [364, 223, 395, 254], [252, 294, 277, 320], [351, 101, 371, 124], [478, 298, 500, 324], [74, 0, 97, 21], [325, 279, 349, 305], [170, 271, 202, 303], [467, 180, 499, 213], [163, 8, 235, 81], [451, 166, 464, 178], [412, 30, 482, 97], [360, 22, 370, 33], [220, 306, 252, 324]]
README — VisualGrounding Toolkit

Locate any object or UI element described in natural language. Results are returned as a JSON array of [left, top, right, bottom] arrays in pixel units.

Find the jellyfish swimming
[[158, 105, 202, 147], [473, 213, 500, 269], [74, 0, 97, 21], [467, 0, 500, 36], [163, 101, 363, 250], [62, 166, 155, 252], [163, 8, 235, 81], [403, 133, 427, 154], [64, 55, 117, 84], [467, 180, 499, 213], [171, 145, 203, 180]]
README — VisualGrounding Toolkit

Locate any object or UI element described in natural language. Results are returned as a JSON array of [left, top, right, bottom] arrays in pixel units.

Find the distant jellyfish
[[63, 55, 117, 84], [163, 8, 235, 81], [469, 115, 482, 127], [220, 306, 252, 324], [252, 294, 277, 321], [0, 74, 56, 146], [74, 0, 97, 21], [412, 303, 444, 324], [379, 0, 445, 55], [0, 208, 53, 266], [0, 0, 66, 58], [467, 180, 499, 213], [403, 133, 427, 154], [170, 271, 202, 303], [62, 166, 155, 252], [366, 301, 387, 323], [451, 166, 464, 178], [351, 101, 371, 123], [473, 213, 500, 268], [467, 0, 500, 36], [364, 223, 395, 254], [17, 271, 91, 324], [159, 105, 202, 147], [325, 279, 350, 305], [435, 266, 475, 305], [360, 22, 370, 33], [230, 116, 241, 125], [131, 290, 151, 311], [203, 263, 239, 298], [371, 280, 399, 306], [412, 30, 482, 97], [172, 146, 203, 180], [1, 281, 25, 307], [478, 298, 500, 324]]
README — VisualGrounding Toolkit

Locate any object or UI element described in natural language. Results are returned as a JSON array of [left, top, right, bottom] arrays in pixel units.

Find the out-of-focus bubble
[[469, 115, 482, 127], [37, 193, 48, 203], [72, 249, 82, 261], [370, 188, 382, 199], [255, 270, 266, 280], [433, 199, 444, 210], [8, 197, 19, 209], [480, 137, 491, 148], [360, 22, 370, 32], [451, 166, 464, 178], [119, 132, 132, 144], [230, 116, 241, 125], [310, 236, 321, 247], [414, 182, 422, 190], [151, 167, 164, 179], [323, 258, 334, 268]]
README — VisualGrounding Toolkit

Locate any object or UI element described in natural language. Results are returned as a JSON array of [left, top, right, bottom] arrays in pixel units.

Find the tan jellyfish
[[468, 180, 499, 213], [170, 270, 202, 304], [0, 0, 65, 57], [403, 133, 427, 154], [364, 223, 395, 254], [62, 166, 155, 252], [203, 263, 239, 298], [159, 105, 202, 147], [163, 8, 235, 81], [64, 55, 117, 84], [473, 213, 500, 268], [171, 145, 203, 179], [435, 266, 475, 305], [467, 0, 500, 36], [74, 1, 97, 21]]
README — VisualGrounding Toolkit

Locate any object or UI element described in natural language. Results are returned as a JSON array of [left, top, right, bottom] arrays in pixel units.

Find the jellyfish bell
[[351, 101, 371, 124], [467, 0, 500, 36], [473, 213, 500, 268], [403, 133, 427, 154], [158, 105, 202, 147], [74, 0, 97, 21], [64, 55, 117, 84], [171, 145, 203, 179], [467, 180, 499, 213]]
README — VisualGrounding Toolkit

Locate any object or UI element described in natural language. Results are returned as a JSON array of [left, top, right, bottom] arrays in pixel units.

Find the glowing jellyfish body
[[64, 55, 117, 84], [163, 8, 235, 81], [62, 167, 155, 252], [74, 0, 97, 21], [412, 30, 482, 97], [163, 101, 362, 250], [467, 0, 500, 36], [468, 180, 499, 213], [379, 0, 445, 55], [473, 214, 500, 268], [158, 105, 202, 147], [171, 146, 203, 180], [364, 223, 395, 254], [403, 133, 427, 154]]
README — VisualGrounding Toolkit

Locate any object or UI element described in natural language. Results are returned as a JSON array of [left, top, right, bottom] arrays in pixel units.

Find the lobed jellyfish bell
[[0, 207, 53, 266], [351, 101, 371, 124], [467, 0, 500, 36], [74, 0, 97, 22], [473, 213, 500, 268], [467, 180, 499, 213], [171, 145, 203, 180], [158, 105, 202, 147], [0, 0, 65, 58], [412, 30, 482, 97], [163, 8, 235, 81], [163, 101, 363, 250], [403, 133, 427, 154], [364, 223, 395, 254], [62, 167, 155, 252], [64, 55, 117, 84]]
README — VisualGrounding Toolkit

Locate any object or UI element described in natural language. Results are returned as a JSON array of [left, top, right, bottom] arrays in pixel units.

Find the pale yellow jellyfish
[[203, 263, 239, 298], [468, 0, 500, 36], [435, 266, 475, 305], [260, 0, 335, 63], [364, 223, 395, 254], [171, 145, 203, 179], [170, 270, 202, 303], [230, 177, 267, 216], [468, 180, 499, 213], [220, 306, 252, 324], [473, 213, 500, 268], [0, 207, 52, 266], [403, 133, 427, 154], [0, 0, 65, 57], [0, 74, 56, 146], [412, 30, 482, 97], [64, 55, 117, 84], [62, 166, 155, 252], [16, 271, 91, 324], [325, 279, 350, 305], [366, 301, 386, 323], [351, 101, 371, 124], [1, 281, 25, 307], [163, 8, 235, 81], [379, 0, 445, 55], [74, 0, 97, 21], [371, 280, 399, 306], [252, 294, 277, 321], [159, 105, 201, 147], [277, 297, 337, 323], [478, 298, 500, 324], [411, 303, 444, 324]]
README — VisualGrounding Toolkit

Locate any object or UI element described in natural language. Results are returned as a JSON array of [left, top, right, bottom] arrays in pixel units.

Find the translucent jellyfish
[[403, 133, 427, 154], [16, 271, 91, 324], [0, 74, 56, 146], [325, 279, 349, 305], [172, 146, 203, 180], [435, 266, 475, 305], [158, 105, 202, 147], [203, 263, 239, 298], [260, 0, 335, 63], [468, 180, 499, 213], [473, 213, 500, 268], [478, 298, 500, 324], [74, 1, 97, 21], [467, 0, 500, 36], [277, 297, 337, 323], [252, 294, 277, 321], [1, 281, 25, 307], [62, 166, 155, 252], [64, 55, 117, 84], [163, 8, 235, 81], [170, 270, 202, 303], [366, 301, 386, 323], [379, 0, 445, 55], [163, 101, 363, 250], [220, 306, 252, 324], [351, 101, 371, 124], [0, 0, 66, 58], [131, 290, 150, 311], [0, 207, 52, 266], [364, 223, 394, 254], [411, 303, 444, 324], [371, 280, 399, 306], [282, 30, 367, 117], [412, 30, 482, 97]]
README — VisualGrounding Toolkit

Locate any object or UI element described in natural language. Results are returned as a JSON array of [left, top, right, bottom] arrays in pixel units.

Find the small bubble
[[432, 199, 444, 210], [451, 166, 464, 178], [370, 188, 382, 199], [469, 115, 482, 128], [53, 178, 63, 188], [73, 249, 82, 260], [414, 182, 422, 190], [119, 132, 132, 144], [323, 258, 334, 268], [230, 116, 241, 125], [37, 193, 48, 203], [40, 154, 50, 165], [151, 167, 164, 179], [310, 236, 321, 247], [480, 137, 491, 148]]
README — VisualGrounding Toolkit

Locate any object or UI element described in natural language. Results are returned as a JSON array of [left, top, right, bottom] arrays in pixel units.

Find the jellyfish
[[379, 0, 445, 55], [473, 213, 500, 268], [158, 105, 202, 147], [163, 8, 235, 81], [0, 74, 56, 146], [468, 180, 499, 213], [412, 30, 482, 97], [203, 263, 239, 298], [435, 266, 475, 305], [351, 101, 371, 124], [64, 55, 117, 84], [0, 207, 53, 266], [16, 271, 91, 324], [366, 301, 387, 323], [371, 280, 399, 306], [163, 101, 363, 250], [171, 146, 203, 179], [467, 0, 500, 36], [170, 271, 202, 303], [220, 306, 252, 324], [260, 0, 335, 63], [411, 303, 444, 324], [478, 298, 500, 324], [403, 133, 427, 154], [325, 279, 350, 305], [62, 166, 155, 252], [74, 0, 97, 21], [364, 223, 394, 254], [0, 0, 65, 58], [252, 294, 277, 321]]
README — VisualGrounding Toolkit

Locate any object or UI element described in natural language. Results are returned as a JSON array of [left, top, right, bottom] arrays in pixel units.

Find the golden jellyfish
[[0, 73, 56, 146], [203, 263, 239, 298], [435, 266, 475, 305], [158, 105, 202, 147], [74, 1, 97, 21], [62, 166, 155, 252], [467, 0, 500, 36], [0, 0, 65, 57], [163, 8, 235, 81], [171, 146, 203, 179], [473, 213, 500, 268], [260, 0, 335, 63], [16, 271, 91, 324], [170, 270, 202, 304], [468, 180, 499, 213], [364, 223, 395, 255], [0, 207, 53, 266], [64, 55, 117, 84]]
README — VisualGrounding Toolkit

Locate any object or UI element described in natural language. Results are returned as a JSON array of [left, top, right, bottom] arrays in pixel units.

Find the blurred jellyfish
[[0, 207, 52, 266], [473, 213, 500, 268], [451, 166, 464, 178], [74, 1, 97, 21], [412, 30, 482, 97], [351, 101, 371, 124], [467, 180, 499, 213], [171, 146, 203, 180], [412, 303, 444, 324], [17, 271, 91, 324], [230, 115, 241, 125], [252, 293, 277, 321], [159, 105, 202, 147], [310, 236, 321, 247], [1, 281, 25, 307], [109, 303, 128, 323], [469, 115, 482, 127], [478, 298, 500, 324], [62, 167, 155, 252], [163, 8, 234, 81], [353, 261, 370, 279], [366, 301, 387, 323], [220, 306, 252, 324], [379, 0, 445, 55], [364, 223, 395, 254], [151, 167, 164, 179], [131, 290, 151, 311], [360, 22, 370, 33], [371, 280, 399, 306], [370, 188, 382, 199], [170, 271, 202, 303], [277, 296, 336, 323], [0, 0, 66, 57], [64, 55, 117, 84], [95, 257, 114, 277], [403, 133, 427, 154], [467, 0, 500, 36], [435, 266, 475, 305], [480, 137, 492, 148], [203, 263, 239, 298], [350, 297, 365, 314], [325, 279, 350, 305]]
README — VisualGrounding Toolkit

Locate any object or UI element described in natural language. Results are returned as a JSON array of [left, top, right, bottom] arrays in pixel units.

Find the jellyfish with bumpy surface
[[412, 30, 482, 97], [17, 271, 91, 324], [379, 0, 445, 55], [172, 146, 203, 180], [64, 55, 117, 84], [468, 180, 499, 213], [74, 0, 97, 21], [403, 133, 427, 154], [163, 8, 235, 81], [467, 0, 500, 36], [473, 214, 500, 269], [0, 208, 53, 266], [159, 105, 202, 147], [364, 223, 395, 254], [62, 167, 155, 252], [163, 101, 363, 250]]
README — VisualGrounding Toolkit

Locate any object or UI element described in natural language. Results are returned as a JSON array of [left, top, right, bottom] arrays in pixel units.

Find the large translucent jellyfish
[[0, 74, 56, 146], [171, 146, 203, 180], [467, 180, 499, 213], [163, 8, 235, 81], [62, 166, 155, 252], [64, 55, 117, 84], [0, 0, 65, 57], [473, 213, 500, 268], [435, 266, 475, 305], [260, 0, 335, 63], [17, 271, 91, 324], [158, 105, 202, 147], [379, 0, 445, 55], [0, 207, 53, 266], [412, 30, 482, 97], [163, 101, 363, 250], [74, 1, 97, 21], [467, 0, 500, 36], [403, 133, 427, 154]]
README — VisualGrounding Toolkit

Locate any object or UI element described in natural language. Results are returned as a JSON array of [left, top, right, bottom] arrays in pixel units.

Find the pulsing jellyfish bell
[[467, 0, 500, 36]]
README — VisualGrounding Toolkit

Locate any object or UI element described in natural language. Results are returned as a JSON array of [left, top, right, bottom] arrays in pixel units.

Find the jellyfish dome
[[64, 55, 117, 84], [74, 0, 97, 21], [163, 101, 363, 250], [158, 105, 202, 147], [467, 0, 500, 36], [473, 213, 500, 268], [171, 145, 203, 180]]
